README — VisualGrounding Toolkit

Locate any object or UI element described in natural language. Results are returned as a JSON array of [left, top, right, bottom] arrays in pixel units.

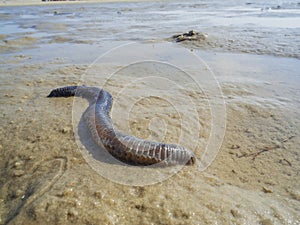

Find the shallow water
[[1, 0, 300, 58], [0, 1, 300, 225]]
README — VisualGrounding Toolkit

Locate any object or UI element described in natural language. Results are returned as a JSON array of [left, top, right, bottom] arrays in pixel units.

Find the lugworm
[[48, 86, 195, 166]]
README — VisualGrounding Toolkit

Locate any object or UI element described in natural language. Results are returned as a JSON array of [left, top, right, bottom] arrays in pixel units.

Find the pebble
[[13, 169, 25, 177], [262, 187, 273, 193], [230, 144, 240, 149], [230, 209, 242, 218], [94, 191, 103, 199], [61, 127, 72, 134], [16, 107, 23, 112], [28, 155, 35, 160], [67, 208, 78, 217], [260, 218, 273, 225], [13, 161, 23, 168]]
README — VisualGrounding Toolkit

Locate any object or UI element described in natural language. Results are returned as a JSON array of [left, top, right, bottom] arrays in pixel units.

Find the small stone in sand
[[13, 169, 25, 177], [230, 209, 242, 218], [230, 144, 240, 149], [61, 127, 72, 134], [94, 191, 103, 199], [13, 161, 23, 168], [67, 208, 79, 217], [262, 187, 273, 193], [260, 218, 273, 225]]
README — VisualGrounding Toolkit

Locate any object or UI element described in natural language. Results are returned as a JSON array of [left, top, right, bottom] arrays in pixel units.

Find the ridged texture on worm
[[48, 86, 195, 166], [47, 86, 78, 98]]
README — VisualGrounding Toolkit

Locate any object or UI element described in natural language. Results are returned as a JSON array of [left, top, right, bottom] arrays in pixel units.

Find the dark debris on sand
[[171, 30, 208, 43]]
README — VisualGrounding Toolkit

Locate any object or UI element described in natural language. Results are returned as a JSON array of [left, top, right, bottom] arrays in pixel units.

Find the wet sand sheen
[[1, 1, 299, 59], [0, 49, 299, 224]]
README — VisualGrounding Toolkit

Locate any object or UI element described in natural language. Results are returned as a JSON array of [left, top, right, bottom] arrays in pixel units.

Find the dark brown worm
[[48, 86, 195, 166]]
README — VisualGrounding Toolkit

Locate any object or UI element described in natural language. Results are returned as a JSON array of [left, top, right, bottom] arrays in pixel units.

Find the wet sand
[[1, 1, 300, 224], [1, 44, 299, 224]]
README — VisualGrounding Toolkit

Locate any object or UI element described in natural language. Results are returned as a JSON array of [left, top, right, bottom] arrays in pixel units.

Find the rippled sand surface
[[1, 1, 300, 224]]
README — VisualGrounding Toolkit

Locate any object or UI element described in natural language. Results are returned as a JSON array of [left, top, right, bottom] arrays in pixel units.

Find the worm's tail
[[47, 86, 78, 98]]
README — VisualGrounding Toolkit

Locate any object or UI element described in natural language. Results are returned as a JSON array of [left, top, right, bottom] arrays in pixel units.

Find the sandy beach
[[1, 0, 300, 224]]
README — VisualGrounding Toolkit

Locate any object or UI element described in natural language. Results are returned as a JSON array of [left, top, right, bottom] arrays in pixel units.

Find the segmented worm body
[[48, 86, 195, 166]]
